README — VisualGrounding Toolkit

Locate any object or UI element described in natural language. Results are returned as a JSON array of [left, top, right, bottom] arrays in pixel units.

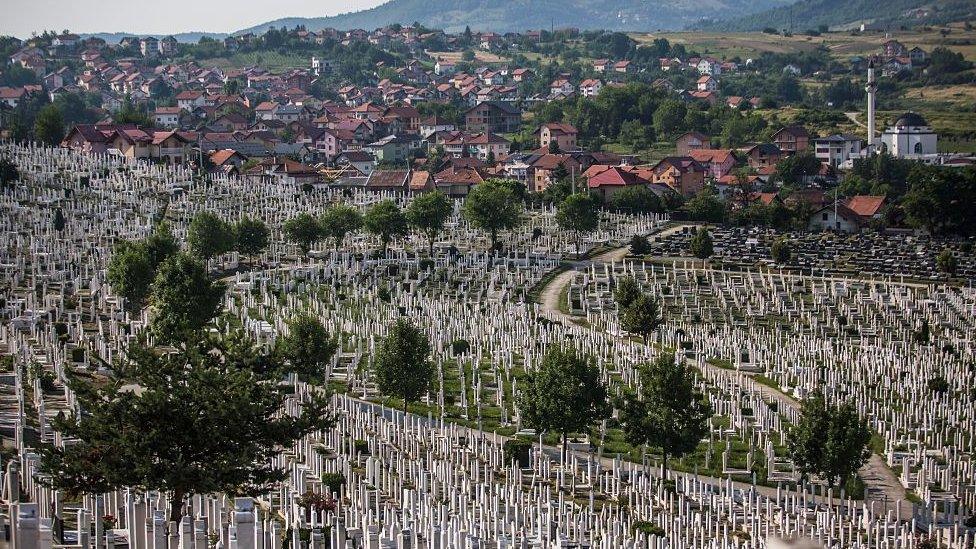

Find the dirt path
[[535, 225, 913, 517]]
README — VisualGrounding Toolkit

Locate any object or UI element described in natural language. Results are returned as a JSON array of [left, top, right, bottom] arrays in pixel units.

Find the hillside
[[78, 32, 229, 43], [236, 0, 792, 35], [696, 0, 976, 32]]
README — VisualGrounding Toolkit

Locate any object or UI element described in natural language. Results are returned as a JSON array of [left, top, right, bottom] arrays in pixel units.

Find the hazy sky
[[2, 0, 386, 38]]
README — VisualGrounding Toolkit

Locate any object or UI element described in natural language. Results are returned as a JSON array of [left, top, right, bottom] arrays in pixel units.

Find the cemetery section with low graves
[[1, 142, 974, 548], [644, 226, 976, 283]]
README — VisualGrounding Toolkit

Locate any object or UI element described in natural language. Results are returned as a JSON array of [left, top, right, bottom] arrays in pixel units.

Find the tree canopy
[[149, 253, 225, 345], [40, 336, 333, 523], [406, 190, 453, 256], [373, 318, 434, 412], [187, 211, 235, 262], [619, 352, 712, 477], [556, 192, 599, 258], [279, 314, 338, 383], [517, 345, 611, 456], [364, 199, 409, 255], [283, 213, 322, 256], [462, 178, 524, 253], [320, 204, 363, 250], [788, 391, 871, 488]]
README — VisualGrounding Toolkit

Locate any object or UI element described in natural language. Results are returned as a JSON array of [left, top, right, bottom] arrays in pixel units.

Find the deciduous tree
[[462, 179, 523, 253], [320, 204, 363, 250], [619, 352, 712, 479], [556, 192, 599, 258], [150, 253, 224, 345], [187, 211, 234, 262], [279, 314, 337, 383], [788, 391, 871, 488], [689, 227, 714, 259], [283, 213, 322, 256], [364, 199, 408, 255], [406, 190, 453, 256], [374, 318, 434, 413], [621, 293, 664, 344], [233, 217, 269, 265], [517, 345, 611, 459]]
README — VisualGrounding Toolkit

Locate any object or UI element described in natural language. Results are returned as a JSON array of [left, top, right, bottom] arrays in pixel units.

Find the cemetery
[[643, 227, 976, 283], [0, 142, 974, 548]]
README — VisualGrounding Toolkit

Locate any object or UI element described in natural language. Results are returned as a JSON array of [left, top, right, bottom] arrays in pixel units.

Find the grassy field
[[631, 22, 976, 62], [428, 49, 508, 64], [206, 51, 310, 71]]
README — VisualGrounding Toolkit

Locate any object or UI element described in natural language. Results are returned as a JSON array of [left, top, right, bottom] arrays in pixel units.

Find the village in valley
[[0, 6, 975, 549]]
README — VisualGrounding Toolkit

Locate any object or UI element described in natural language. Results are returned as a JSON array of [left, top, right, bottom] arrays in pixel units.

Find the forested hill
[[695, 0, 976, 32], [236, 0, 792, 35]]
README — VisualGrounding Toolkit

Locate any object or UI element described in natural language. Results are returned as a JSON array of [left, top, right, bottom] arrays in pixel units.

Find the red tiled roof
[[844, 195, 886, 217]]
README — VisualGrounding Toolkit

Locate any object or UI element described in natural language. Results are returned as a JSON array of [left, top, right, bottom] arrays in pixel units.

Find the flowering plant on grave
[[101, 514, 117, 531], [296, 490, 337, 513]]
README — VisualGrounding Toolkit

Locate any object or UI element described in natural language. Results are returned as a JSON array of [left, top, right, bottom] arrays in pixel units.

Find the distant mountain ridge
[[235, 0, 793, 35], [695, 0, 976, 32]]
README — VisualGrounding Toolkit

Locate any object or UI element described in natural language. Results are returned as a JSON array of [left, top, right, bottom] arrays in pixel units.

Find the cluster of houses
[[4, 27, 970, 235]]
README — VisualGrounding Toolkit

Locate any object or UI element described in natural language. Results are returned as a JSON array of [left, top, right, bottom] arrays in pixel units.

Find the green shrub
[[451, 339, 471, 356], [631, 521, 665, 537], [503, 439, 532, 467], [321, 472, 346, 495], [354, 439, 369, 455]]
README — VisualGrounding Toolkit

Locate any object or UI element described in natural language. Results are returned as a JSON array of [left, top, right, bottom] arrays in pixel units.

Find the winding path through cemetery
[[535, 227, 913, 516]]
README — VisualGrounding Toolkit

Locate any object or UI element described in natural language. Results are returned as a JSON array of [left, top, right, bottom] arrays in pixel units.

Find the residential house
[[592, 59, 610, 73], [151, 130, 193, 165], [159, 36, 178, 56], [697, 58, 721, 76], [176, 90, 206, 111], [697, 75, 718, 92], [336, 150, 376, 175], [140, 37, 159, 58], [579, 78, 603, 97], [740, 143, 783, 170], [419, 117, 456, 138], [813, 134, 862, 168], [539, 123, 578, 152], [613, 60, 632, 73], [550, 79, 574, 96], [583, 165, 646, 200], [882, 39, 908, 57], [771, 126, 810, 154], [530, 154, 581, 193], [444, 132, 509, 161], [464, 101, 521, 134], [808, 203, 863, 233], [365, 134, 420, 163], [649, 156, 707, 197], [433, 165, 485, 197], [383, 105, 421, 133], [688, 149, 737, 180], [154, 106, 182, 128], [246, 159, 321, 187], [675, 132, 710, 155], [909, 46, 928, 65], [209, 149, 247, 175]]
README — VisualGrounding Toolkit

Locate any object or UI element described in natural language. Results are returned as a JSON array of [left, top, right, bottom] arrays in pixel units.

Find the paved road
[[534, 224, 913, 517]]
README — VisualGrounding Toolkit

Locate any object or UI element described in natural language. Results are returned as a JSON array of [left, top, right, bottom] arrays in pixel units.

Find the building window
[[914, 142, 922, 154], [822, 213, 829, 221]]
